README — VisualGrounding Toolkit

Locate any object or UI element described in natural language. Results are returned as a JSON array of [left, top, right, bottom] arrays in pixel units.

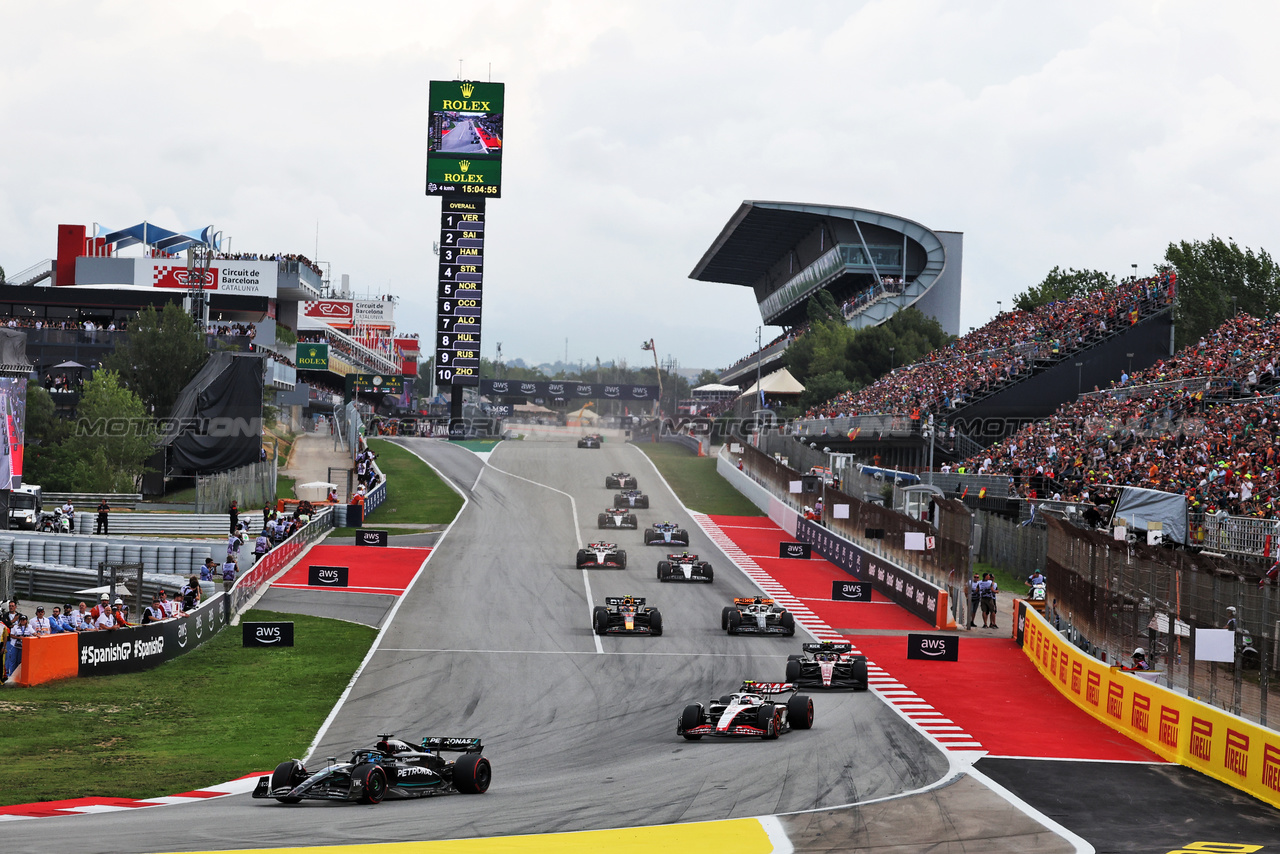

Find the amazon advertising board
[[479, 379, 659, 401], [426, 80, 504, 198], [436, 198, 485, 387]]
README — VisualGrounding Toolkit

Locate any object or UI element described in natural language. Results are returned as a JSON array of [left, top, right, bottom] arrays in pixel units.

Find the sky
[[3, 1, 1279, 375]]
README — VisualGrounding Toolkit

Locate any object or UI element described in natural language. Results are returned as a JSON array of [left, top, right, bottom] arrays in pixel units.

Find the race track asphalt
[[5, 437, 1081, 854]]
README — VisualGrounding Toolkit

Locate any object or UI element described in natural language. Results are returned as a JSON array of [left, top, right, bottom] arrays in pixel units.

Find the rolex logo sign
[[296, 342, 330, 369], [460, 82, 475, 98], [460, 160, 470, 173]]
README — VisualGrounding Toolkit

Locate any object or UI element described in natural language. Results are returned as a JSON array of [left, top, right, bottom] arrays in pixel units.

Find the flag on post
[[978, 487, 987, 499], [1261, 558, 1279, 587]]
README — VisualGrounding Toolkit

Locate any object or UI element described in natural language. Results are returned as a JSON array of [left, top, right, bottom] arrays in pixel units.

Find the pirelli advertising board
[[1018, 601, 1280, 808], [426, 80, 504, 198]]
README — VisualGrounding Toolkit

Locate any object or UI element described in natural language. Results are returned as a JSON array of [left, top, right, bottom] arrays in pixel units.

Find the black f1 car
[[576, 542, 627, 568], [578, 434, 602, 449], [605, 472, 638, 489], [252, 735, 491, 804], [613, 489, 650, 509], [785, 642, 869, 690], [722, 597, 796, 635], [643, 521, 690, 546], [678, 681, 813, 740], [592, 595, 663, 635], [657, 552, 713, 583], [597, 508, 638, 530]]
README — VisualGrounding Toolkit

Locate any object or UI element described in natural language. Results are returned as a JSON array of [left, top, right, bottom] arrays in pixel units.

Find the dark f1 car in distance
[[657, 552, 713, 583], [785, 642, 869, 690], [252, 735, 491, 804], [592, 595, 663, 636], [576, 542, 628, 568], [605, 472, 639, 489], [722, 596, 796, 635], [598, 508, 638, 530], [643, 521, 690, 546], [678, 681, 813, 740], [578, 434, 603, 448], [613, 489, 650, 509]]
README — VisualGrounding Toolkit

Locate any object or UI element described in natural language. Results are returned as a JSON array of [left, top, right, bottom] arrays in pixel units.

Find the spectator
[[1130, 648, 1151, 671], [979, 572, 999, 628], [181, 576, 201, 611], [200, 558, 217, 582], [90, 593, 111, 622], [229, 499, 239, 534], [254, 531, 270, 563], [159, 589, 180, 619], [62, 498, 75, 533], [94, 604, 119, 631], [68, 602, 90, 631], [30, 606, 53, 637], [222, 556, 238, 588], [95, 499, 110, 535], [5, 614, 33, 679], [2, 599, 17, 630], [227, 529, 244, 561], [142, 594, 166, 625], [967, 572, 981, 628]]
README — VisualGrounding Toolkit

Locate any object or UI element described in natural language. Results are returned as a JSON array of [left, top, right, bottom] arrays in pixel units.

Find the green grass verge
[[364, 439, 463, 524], [154, 486, 197, 504], [277, 474, 296, 501], [0, 609, 375, 806], [975, 559, 1025, 597], [636, 442, 764, 517]]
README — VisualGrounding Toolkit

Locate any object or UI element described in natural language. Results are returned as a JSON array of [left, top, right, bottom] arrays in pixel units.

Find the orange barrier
[[1017, 601, 1280, 808], [15, 633, 78, 686]]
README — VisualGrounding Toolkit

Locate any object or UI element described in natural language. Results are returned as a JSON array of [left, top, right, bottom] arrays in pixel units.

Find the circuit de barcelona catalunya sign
[[479, 380, 659, 400]]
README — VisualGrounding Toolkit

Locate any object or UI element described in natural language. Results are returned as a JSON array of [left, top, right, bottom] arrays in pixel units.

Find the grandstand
[[690, 201, 963, 388]]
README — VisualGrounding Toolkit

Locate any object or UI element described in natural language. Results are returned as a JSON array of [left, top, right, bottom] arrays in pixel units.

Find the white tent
[[693, 383, 740, 394], [738, 367, 805, 397]]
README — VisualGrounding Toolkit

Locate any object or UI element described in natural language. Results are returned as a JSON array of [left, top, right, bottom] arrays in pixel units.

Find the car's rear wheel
[[593, 606, 609, 635], [781, 611, 796, 636], [727, 610, 742, 633], [453, 754, 492, 794], [722, 607, 733, 630], [355, 763, 387, 804], [850, 657, 869, 690], [788, 694, 814, 730], [625, 515, 636, 528], [597, 514, 607, 528], [758, 703, 779, 739], [649, 609, 663, 636], [703, 566, 714, 583], [680, 703, 704, 739], [785, 659, 801, 682], [271, 760, 307, 804]]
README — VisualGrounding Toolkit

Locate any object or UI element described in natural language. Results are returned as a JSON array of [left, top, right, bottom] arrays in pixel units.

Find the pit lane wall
[[1016, 600, 1280, 808]]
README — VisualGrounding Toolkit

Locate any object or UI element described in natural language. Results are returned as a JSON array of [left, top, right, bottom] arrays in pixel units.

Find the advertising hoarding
[[296, 343, 330, 370], [0, 378, 26, 490], [149, 259, 277, 297], [300, 300, 395, 331], [426, 80, 505, 198], [479, 379, 659, 401]]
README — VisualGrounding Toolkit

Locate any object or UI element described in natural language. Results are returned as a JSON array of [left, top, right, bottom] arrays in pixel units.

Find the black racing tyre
[[617, 551, 627, 569], [680, 703, 704, 740], [657, 561, 670, 581], [271, 760, 307, 803], [721, 607, 733, 630], [576, 549, 589, 568], [785, 659, 801, 682], [757, 703, 778, 739], [625, 515, 637, 528], [787, 654, 803, 661], [643, 528, 655, 543], [780, 611, 796, 636], [727, 609, 742, 632], [850, 657, 869, 690], [355, 763, 387, 804], [597, 514, 607, 529], [787, 694, 815, 730], [593, 606, 610, 635], [639, 497, 649, 509], [605, 477, 617, 489], [453, 753, 492, 794], [703, 566, 714, 583], [649, 609, 663, 636]]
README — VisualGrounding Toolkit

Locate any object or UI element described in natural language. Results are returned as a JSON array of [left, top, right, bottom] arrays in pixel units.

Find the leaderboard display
[[435, 198, 485, 387]]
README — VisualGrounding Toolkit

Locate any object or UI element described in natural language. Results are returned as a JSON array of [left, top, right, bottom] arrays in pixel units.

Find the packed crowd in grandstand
[[804, 273, 1177, 420], [964, 311, 1280, 518], [215, 251, 323, 278]]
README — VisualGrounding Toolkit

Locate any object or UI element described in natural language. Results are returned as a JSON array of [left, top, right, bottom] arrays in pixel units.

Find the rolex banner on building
[[425, 80, 505, 198], [479, 380, 658, 401], [296, 343, 329, 370]]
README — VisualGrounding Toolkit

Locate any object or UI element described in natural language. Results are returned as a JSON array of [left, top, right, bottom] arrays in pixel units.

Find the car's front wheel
[[271, 760, 307, 804], [757, 703, 779, 739], [354, 763, 387, 804], [680, 703, 704, 739]]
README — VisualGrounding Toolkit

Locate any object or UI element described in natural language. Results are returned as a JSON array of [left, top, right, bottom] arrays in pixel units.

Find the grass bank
[[0, 610, 375, 805], [364, 439, 463, 524], [636, 442, 763, 517]]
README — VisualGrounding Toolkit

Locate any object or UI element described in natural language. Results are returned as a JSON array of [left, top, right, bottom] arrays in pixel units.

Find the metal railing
[[1199, 514, 1280, 559], [228, 507, 333, 619]]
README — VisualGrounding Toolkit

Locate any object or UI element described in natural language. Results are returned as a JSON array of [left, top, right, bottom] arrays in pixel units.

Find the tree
[[694, 369, 721, 388], [72, 370, 157, 491], [24, 385, 65, 448], [104, 304, 208, 415], [1012, 266, 1117, 312], [1165, 236, 1280, 348], [805, 290, 840, 324], [798, 370, 857, 412]]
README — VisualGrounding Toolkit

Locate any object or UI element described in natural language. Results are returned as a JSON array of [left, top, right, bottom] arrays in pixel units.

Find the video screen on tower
[[426, 80, 504, 198]]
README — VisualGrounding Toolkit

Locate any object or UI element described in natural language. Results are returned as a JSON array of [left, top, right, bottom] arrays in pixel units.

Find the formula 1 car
[[578, 434, 602, 449], [722, 596, 796, 635], [657, 552, 714, 583], [785, 642, 869, 690], [605, 472, 639, 489], [252, 735, 491, 804], [613, 489, 650, 509], [598, 508, 638, 530], [576, 542, 627, 568], [592, 595, 663, 636], [643, 521, 690, 547], [678, 681, 814, 740]]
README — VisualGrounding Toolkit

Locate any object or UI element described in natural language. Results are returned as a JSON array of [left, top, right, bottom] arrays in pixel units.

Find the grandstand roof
[[98, 221, 218, 255], [689, 201, 937, 286]]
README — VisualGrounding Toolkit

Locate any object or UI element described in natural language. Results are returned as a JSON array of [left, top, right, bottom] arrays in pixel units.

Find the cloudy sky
[[3, 1, 1277, 374]]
